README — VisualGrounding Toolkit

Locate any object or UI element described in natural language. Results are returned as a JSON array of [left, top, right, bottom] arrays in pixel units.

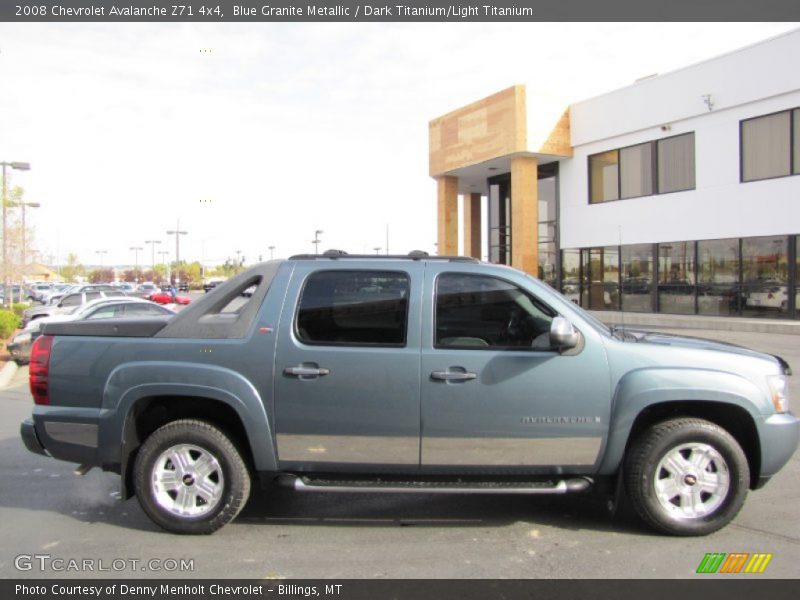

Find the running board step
[[280, 476, 592, 495]]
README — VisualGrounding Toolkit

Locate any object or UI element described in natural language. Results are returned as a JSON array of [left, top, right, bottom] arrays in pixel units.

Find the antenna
[[618, 225, 625, 336]]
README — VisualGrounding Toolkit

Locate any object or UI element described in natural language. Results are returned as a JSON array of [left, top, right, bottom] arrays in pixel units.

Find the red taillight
[[29, 335, 53, 406]]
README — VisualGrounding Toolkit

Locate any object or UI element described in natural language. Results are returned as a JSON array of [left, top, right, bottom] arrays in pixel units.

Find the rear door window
[[296, 270, 410, 346]]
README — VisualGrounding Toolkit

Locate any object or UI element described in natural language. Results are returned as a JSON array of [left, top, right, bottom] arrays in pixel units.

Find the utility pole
[[96, 250, 108, 269], [158, 250, 170, 285], [166, 219, 187, 285], [130, 246, 143, 282], [145, 240, 161, 272]]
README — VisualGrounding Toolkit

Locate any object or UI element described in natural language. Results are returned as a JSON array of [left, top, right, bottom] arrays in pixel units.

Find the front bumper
[[758, 412, 800, 478], [20, 418, 48, 456]]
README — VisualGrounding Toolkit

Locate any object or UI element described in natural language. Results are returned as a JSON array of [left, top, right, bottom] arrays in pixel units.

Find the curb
[[0, 360, 19, 390], [590, 311, 800, 335]]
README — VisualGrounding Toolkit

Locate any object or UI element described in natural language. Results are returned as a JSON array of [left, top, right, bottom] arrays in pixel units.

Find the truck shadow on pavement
[[0, 436, 651, 536], [235, 484, 650, 535]]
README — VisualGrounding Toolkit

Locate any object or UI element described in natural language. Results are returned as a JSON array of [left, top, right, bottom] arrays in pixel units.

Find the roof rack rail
[[288, 250, 479, 263]]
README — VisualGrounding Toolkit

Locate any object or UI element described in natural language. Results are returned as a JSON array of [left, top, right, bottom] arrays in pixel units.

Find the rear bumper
[[20, 419, 48, 456]]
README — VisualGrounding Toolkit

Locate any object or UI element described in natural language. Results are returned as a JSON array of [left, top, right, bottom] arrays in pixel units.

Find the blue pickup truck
[[20, 252, 799, 535]]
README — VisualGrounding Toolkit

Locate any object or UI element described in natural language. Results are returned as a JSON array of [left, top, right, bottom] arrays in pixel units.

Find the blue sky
[[0, 22, 797, 268]]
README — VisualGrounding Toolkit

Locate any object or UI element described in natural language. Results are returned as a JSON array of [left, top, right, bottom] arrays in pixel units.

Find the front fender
[[598, 368, 764, 475], [98, 361, 277, 471]]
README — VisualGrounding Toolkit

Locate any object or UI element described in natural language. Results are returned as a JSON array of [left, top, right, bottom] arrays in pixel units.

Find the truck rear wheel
[[624, 417, 749, 536], [133, 419, 251, 534]]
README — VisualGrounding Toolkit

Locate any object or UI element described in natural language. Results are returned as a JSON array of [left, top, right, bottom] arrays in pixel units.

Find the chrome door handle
[[284, 366, 331, 377], [431, 371, 477, 382]]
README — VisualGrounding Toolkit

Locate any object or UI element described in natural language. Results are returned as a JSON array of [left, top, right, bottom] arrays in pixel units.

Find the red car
[[148, 292, 191, 305]]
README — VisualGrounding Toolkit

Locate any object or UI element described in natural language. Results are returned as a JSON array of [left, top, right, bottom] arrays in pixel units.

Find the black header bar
[[3, 0, 800, 22]]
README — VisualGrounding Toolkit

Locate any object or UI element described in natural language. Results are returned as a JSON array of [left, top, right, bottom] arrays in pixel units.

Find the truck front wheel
[[133, 419, 251, 534], [624, 417, 749, 536]]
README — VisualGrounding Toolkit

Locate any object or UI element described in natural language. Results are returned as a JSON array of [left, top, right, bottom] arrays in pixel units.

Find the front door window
[[435, 273, 555, 350]]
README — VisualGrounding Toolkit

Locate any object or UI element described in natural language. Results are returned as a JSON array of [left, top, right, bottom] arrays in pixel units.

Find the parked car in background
[[40, 284, 74, 305], [41, 284, 119, 306], [27, 283, 54, 302], [148, 290, 191, 305], [745, 282, 788, 312], [22, 290, 128, 326], [203, 277, 226, 293], [8, 298, 175, 364]]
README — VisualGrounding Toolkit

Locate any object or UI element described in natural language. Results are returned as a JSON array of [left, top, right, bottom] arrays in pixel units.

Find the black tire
[[624, 417, 749, 536], [133, 419, 251, 534]]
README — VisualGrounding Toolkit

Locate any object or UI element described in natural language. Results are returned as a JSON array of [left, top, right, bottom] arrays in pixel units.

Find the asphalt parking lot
[[0, 328, 798, 579]]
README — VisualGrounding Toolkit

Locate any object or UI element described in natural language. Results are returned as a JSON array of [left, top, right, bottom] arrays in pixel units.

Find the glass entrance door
[[488, 175, 511, 265]]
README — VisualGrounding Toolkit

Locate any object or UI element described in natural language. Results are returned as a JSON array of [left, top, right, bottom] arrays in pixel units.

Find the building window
[[741, 236, 788, 318], [589, 150, 619, 203], [580, 246, 619, 310], [658, 241, 696, 315], [697, 239, 740, 316], [589, 133, 695, 203], [561, 249, 581, 305], [538, 168, 558, 287], [796, 235, 800, 321], [741, 109, 798, 182], [620, 143, 654, 199], [296, 270, 409, 346], [794, 109, 800, 175], [565, 236, 799, 319], [488, 175, 512, 265], [658, 133, 696, 193], [621, 244, 654, 313]]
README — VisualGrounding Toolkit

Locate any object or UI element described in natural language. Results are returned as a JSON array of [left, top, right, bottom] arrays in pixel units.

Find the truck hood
[[619, 328, 791, 374]]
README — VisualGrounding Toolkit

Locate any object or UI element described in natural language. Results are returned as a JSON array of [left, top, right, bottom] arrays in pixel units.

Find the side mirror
[[550, 316, 579, 351]]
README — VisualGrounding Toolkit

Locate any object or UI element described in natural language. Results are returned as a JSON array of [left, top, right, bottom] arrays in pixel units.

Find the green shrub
[[0, 309, 20, 339], [11, 303, 29, 318]]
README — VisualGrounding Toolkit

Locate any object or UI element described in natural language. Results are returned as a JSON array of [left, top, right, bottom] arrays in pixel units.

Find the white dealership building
[[430, 28, 800, 320]]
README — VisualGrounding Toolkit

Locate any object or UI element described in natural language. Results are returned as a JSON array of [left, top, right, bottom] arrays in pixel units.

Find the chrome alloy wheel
[[151, 444, 225, 518], [654, 442, 730, 519]]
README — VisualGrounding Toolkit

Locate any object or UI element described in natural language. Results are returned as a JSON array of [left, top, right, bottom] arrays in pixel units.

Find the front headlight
[[766, 374, 790, 413]]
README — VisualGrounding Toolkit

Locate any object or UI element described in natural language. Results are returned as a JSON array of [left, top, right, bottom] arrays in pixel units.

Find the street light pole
[[145, 240, 161, 272], [96, 250, 108, 279], [268, 245, 275, 260], [130, 246, 143, 282], [166, 219, 187, 285], [373, 246, 382, 255], [1, 160, 31, 306], [313, 230, 323, 255], [158, 250, 170, 284]]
